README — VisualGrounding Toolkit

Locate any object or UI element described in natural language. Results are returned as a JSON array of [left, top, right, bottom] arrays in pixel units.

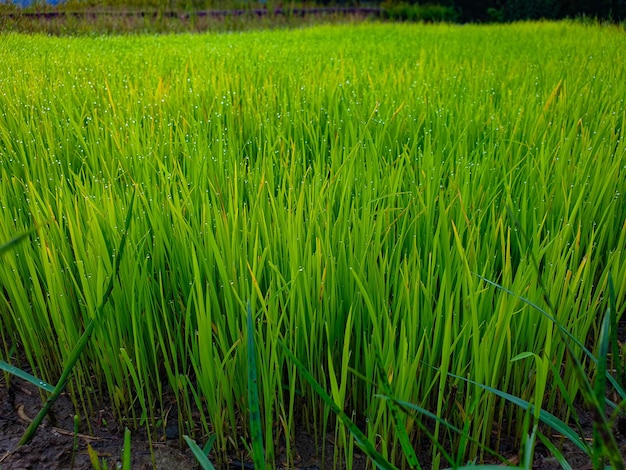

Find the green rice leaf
[[477, 274, 626, 403], [183, 435, 217, 470], [521, 425, 537, 470], [279, 340, 398, 470], [87, 444, 103, 470], [563, 340, 624, 470], [122, 427, 131, 470], [374, 354, 420, 469], [18, 190, 136, 446], [475, 275, 594, 359], [247, 302, 266, 470], [511, 352, 538, 362], [378, 395, 515, 466], [0, 227, 38, 257], [607, 273, 623, 391], [595, 309, 610, 410], [443, 371, 591, 455], [0, 360, 54, 393], [203, 435, 216, 456], [537, 431, 573, 470]]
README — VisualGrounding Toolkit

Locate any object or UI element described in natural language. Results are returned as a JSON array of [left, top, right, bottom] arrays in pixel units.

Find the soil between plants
[[0, 375, 369, 469], [1, 374, 624, 469]]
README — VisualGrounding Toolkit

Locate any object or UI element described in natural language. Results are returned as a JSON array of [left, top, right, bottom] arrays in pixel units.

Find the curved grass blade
[[279, 339, 399, 470], [439, 371, 591, 455], [475, 274, 594, 359], [536, 431, 573, 470], [378, 395, 511, 466], [246, 302, 266, 470], [183, 435, 217, 470], [475, 274, 626, 402]]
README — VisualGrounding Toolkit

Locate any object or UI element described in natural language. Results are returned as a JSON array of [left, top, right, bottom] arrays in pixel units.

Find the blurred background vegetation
[[1, 0, 624, 23]]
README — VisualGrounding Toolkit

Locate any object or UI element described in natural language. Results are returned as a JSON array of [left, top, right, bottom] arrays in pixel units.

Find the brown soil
[[0, 377, 196, 470], [1, 375, 624, 469], [0, 376, 368, 469]]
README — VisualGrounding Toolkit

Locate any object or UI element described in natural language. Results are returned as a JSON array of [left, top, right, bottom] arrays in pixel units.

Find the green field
[[1, 22, 625, 468]]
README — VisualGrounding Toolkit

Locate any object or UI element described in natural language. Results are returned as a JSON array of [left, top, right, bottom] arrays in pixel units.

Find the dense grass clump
[[0, 22, 625, 467]]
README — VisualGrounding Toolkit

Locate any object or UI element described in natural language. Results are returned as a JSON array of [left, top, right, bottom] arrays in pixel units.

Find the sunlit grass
[[0, 21, 625, 467]]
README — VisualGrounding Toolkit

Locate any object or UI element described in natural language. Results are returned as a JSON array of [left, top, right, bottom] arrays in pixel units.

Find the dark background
[[2, 0, 625, 22]]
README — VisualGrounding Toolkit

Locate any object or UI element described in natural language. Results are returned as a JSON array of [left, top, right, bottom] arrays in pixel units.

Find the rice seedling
[[122, 427, 132, 470], [183, 434, 217, 470], [9, 190, 134, 445], [70, 414, 80, 468], [0, 21, 624, 468]]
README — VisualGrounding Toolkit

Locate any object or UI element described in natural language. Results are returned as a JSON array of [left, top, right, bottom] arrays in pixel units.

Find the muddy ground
[[0, 374, 623, 469], [0, 375, 370, 470]]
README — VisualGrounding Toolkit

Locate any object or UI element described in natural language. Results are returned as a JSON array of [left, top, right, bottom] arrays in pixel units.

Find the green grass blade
[[476, 274, 626, 401], [521, 424, 537, 470], [596, 309, 610, 405], [379, 395, 516, 466], [537, 431, 573, 470], [279, 340, 399, 470], [18, 190, 136, 446], [183, 435, 217, 470], [595, 307, 611, 462], [87, 444, 103, 470], [122, 427, 131, 470], [385, 397, 421, 469], [593, 310, 611, 468], [547, 361, 587, 446], [0, 227, 38, 257], [71, 414, 80, 469], [562, 337, 625, 470], [203, 435, 217, 456], [475, 274, 594, 359], [0, 360, 54, 393], [374, 355, 420, 469], [607, 273, 623, 391], [441, 371, 591, 454], [246, 302, 266, 470]]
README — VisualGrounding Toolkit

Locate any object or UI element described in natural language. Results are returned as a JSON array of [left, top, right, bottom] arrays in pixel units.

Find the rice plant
[[0, 21, 624, 468]]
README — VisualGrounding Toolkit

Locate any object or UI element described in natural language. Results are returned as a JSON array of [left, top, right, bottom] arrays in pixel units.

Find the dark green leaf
[[0, 360, 55, 393], [247, 302, 266, 470]]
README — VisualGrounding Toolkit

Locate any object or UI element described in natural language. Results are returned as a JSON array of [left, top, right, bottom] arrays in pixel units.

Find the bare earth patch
[[1, 375, 624, 469]]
